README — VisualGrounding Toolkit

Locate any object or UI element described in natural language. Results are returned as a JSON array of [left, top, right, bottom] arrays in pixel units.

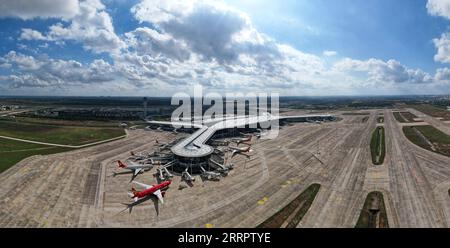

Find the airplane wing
[[153, 190, 164, 204], [129, 161, 140, 167], [231, 150, 237, 158], [127, 192, 139, 202], [134, 181, 151, 189], [133, 168, 142, 176]]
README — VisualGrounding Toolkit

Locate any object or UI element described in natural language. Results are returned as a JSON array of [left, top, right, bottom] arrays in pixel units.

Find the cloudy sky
[[1, 0, 450, 96]]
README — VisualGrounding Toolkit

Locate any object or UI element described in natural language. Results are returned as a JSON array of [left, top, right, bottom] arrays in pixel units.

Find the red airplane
[[128, 180, 171, 204]]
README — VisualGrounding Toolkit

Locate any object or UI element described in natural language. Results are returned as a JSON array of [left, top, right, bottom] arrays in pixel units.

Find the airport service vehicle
[[200, 166, 221, 181], [129, 180, 171, 204], [182, 168, 196, 182]]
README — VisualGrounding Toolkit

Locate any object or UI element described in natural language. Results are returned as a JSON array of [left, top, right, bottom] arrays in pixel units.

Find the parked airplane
[[128, 180, 171, 204], [155, 139, 171, 150], [229, 145, 253, 158], [231, 135, 253, 145], [130, 151, 147, 161], [115, 160, 153, 181]]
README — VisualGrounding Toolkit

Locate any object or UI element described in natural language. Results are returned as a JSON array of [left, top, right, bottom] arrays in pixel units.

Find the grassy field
[[393, 112, 407, 123], [5, 116, 121, 127], [403, 127, 430, 150], [370, 127, 385, 165], [355, 191, 389, 228], [257, 184, 320, 228], [0, 138, 72, 173], [410, 104, 450, 121], [0, 119, 125, 146], [402, 112, 419, 122], [393, 111, 419, 123], [0, 118, 126, 173], [403, 125, 450, 157]]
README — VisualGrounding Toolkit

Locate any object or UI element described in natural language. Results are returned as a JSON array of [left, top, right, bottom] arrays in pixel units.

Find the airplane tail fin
[[131, 187, 138, 197], [128, 187, 140, 201], [118, 160, 127, 168]]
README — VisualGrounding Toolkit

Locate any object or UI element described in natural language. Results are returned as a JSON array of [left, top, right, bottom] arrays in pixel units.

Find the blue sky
[[1, 0, 450, 96], [226, 0, 446, 71]]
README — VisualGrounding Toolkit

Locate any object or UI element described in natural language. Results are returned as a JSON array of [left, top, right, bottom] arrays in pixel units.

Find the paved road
[[0, 132, 127, 149], [384, 110, 448, 227]]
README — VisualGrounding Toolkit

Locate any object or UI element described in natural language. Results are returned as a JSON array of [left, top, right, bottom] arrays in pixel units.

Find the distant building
[[1, 105, 13, 111]]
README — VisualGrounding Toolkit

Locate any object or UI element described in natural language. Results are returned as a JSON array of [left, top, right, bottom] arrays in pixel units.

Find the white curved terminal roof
[[148, 114, 333, 158]]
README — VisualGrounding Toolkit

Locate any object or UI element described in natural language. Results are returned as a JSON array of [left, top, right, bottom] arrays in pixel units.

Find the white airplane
[[116, 160, 154, 181], [229, 145, 253, 158], [154, 139, 171, 150], [130, 151, 147, 161], [231, 135, 253, 145]]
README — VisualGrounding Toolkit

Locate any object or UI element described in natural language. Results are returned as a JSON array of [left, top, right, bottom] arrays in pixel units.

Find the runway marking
[[281, 180, 293, 188], [258, 197, 269, 205]]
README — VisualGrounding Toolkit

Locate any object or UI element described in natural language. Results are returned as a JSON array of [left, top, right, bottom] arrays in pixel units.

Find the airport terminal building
[[148, 114, 335, 173]]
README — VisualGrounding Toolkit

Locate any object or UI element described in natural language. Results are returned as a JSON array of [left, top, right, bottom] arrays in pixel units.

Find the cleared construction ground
[[355, 191, 389, 228], [403, 125, 450, 157], [1, 108, 450, 227], [257, 184, 320, 228]]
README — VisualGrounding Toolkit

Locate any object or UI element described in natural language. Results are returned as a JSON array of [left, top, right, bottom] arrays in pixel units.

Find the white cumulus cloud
[[433, 32, 450, 63], [0, 51, 116, 88], [323, 50, 338, 57], [334, 58, 433, 84], [18, 0, 125, 54], [2, 0, 447, 95], [427, 0, 450, 19], [19, 29, 50, 41], [0, 0, 79, 20]]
